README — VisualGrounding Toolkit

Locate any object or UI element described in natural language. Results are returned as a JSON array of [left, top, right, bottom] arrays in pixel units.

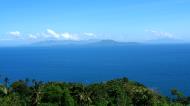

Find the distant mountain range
[[30, 38, 190, 47], [31, 39, 139, 47], [0, 38, 188, 47]]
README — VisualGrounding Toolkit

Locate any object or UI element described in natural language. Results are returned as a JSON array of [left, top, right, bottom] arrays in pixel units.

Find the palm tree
[[71, 85, 92, 106], [30, 80, 43, 106], [78, 91, 92, 106], [0, 84, 8, 95]]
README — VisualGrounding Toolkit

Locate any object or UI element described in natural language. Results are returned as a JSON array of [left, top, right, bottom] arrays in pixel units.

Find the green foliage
[[0, 94, 22, 106], [95, 98, 108, 106], [42, 84, 63, 103], [11, 80, 31, 96], [0, 84, 8, 96], [129, 86, 153, 105], [171, 88, 184, 99], [61, 89, 75, 106], [171, 88, 190, 105], [0, 77, 189, 106]]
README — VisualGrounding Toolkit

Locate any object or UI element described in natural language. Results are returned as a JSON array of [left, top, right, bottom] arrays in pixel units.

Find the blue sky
[[0, 0, 190, 44]]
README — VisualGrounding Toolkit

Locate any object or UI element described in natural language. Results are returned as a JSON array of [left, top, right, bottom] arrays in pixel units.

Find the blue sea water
[[0, 44, 190, 95]]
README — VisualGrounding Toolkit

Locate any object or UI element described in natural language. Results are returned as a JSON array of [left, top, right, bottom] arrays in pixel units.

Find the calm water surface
[[0, 44, 190, 95]]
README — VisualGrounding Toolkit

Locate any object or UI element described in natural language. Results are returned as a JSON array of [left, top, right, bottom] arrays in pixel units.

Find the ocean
[[0, 44, 190, 95]]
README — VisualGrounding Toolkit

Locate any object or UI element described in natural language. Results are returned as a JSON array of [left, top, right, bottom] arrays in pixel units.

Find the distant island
[[0, 76, 189, 106], [1, 38, 189, 47], [30, 39, 139, 47]]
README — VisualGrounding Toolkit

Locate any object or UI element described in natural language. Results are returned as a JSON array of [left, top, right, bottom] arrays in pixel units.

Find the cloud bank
[[145, 29, 174, 39], [2, 29, 98, 42], [46, 29, 79, 41], [46, 29, 60, 39], [83, 32, 96, 37], [8, 31, 21, 38], [28, 34, 38, 40]]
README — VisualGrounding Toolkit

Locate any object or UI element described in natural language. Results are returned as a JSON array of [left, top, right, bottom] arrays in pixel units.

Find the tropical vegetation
[[0, 76, 189, 106]]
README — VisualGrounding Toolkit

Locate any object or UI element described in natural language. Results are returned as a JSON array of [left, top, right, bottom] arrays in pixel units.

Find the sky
[[0, 0, 190, 45]]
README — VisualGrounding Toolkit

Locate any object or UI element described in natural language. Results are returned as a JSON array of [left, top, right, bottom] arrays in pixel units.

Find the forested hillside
[[0, 77, 189, 106]]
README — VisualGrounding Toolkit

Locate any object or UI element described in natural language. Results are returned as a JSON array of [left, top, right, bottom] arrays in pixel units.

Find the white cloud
[[83, 32, 96, 37], [4, 29, 84, 41], [145, 29, 174, 38], [8, 31, 21, 38], [46, 29, 79, 41], [61, 32, 79, 41], [46, 29, 60, 39], [28, 34, 37, 40]]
